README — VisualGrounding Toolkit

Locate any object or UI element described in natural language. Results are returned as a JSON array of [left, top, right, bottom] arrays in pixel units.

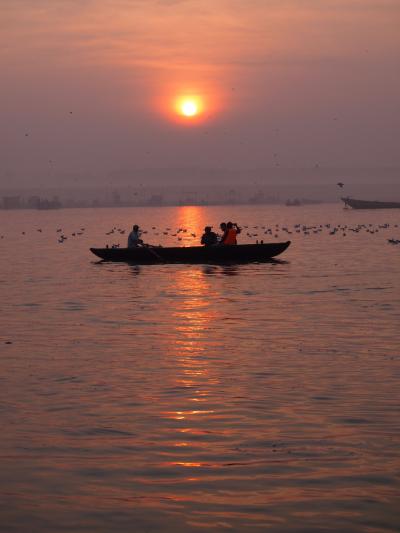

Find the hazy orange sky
[[1, 0, 399, 186]]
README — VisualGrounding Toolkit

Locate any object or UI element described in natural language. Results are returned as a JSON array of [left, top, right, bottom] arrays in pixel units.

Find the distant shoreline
[[0, 199, 331, 211]]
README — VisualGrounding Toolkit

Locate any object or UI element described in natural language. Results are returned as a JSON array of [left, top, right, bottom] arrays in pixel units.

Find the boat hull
[[342, 197, 400, 209], [90, 242, 291, 264]]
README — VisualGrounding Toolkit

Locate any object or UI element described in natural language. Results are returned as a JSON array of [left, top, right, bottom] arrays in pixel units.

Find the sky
[[1, 0, 399, 187]]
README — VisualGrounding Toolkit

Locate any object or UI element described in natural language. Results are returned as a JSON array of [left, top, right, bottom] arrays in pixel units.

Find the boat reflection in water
[[202, 264, 239, 276]]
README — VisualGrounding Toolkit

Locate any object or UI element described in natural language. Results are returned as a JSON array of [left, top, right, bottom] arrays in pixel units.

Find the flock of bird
[[1, 222, 398, 245], [103, 226, 197, 241], [55, 227, 86, 243]]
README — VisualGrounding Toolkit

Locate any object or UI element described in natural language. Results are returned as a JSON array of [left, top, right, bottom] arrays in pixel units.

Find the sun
[[181, 100, 198, 117], [174, 96, 203, 120]]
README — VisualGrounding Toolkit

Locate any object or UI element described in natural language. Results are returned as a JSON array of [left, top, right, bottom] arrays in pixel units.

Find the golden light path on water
[[0, 204, 399, 532]]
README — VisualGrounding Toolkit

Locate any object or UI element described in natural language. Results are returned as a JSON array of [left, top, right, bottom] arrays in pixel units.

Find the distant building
[[285, 199, 301, 206], [112, 190, 121, 205], [248, 191, 265, 204], [146, 194, 163, 206], [27, 196, 41, 209], [37, 197, 61, 209], [2, 196, 21, 209]]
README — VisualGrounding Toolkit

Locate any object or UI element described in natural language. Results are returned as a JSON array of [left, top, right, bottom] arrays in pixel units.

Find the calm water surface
[[1, 204, 399, 532]]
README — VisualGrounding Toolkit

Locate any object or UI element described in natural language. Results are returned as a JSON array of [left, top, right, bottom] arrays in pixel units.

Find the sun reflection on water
[[161, 265, 221, 469]]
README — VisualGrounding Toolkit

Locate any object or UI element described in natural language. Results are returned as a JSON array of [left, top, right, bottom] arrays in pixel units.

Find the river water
[[1, 204, 399, 532]]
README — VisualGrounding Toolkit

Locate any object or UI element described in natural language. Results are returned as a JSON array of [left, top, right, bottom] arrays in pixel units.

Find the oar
[[144, 244, 165, 263]]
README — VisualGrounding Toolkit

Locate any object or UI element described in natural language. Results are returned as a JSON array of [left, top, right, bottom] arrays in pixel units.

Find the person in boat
[[201, 226, 218, 246], [218, 222, 228, 243], [221, 221, 241, 245], [127, 224, 143, 248]]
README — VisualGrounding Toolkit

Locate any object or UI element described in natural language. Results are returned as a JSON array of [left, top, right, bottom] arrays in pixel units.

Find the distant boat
[[285, 199, 301, 206], [90, 242, 291, 264], [342, 197, 400, 209]]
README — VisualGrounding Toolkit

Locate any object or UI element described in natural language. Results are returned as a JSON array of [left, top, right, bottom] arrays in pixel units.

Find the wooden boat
[[342, 197, 400, 209], [90, 241, 291, 264]]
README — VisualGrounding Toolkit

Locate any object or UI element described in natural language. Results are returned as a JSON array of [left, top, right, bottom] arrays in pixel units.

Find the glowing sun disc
[[169, 94, 207, 123], [181, 100, 198, 117]]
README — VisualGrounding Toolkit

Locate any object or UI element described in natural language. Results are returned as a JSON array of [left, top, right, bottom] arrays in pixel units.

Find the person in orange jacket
[[221, 221, 241, 245]]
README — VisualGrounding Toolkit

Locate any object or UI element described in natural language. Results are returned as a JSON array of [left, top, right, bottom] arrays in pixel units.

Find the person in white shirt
[[127, 225, 143, 248]]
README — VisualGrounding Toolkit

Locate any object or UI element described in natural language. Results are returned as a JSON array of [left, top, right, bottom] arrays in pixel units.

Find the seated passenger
[[127, 224, 143, 248], [218, 222, 228, 244], [201, 226, 218, 246], [221, 221, 241, 245]]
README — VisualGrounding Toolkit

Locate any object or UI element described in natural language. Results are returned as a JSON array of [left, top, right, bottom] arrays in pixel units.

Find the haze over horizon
[[1, 0, 399, 188]]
